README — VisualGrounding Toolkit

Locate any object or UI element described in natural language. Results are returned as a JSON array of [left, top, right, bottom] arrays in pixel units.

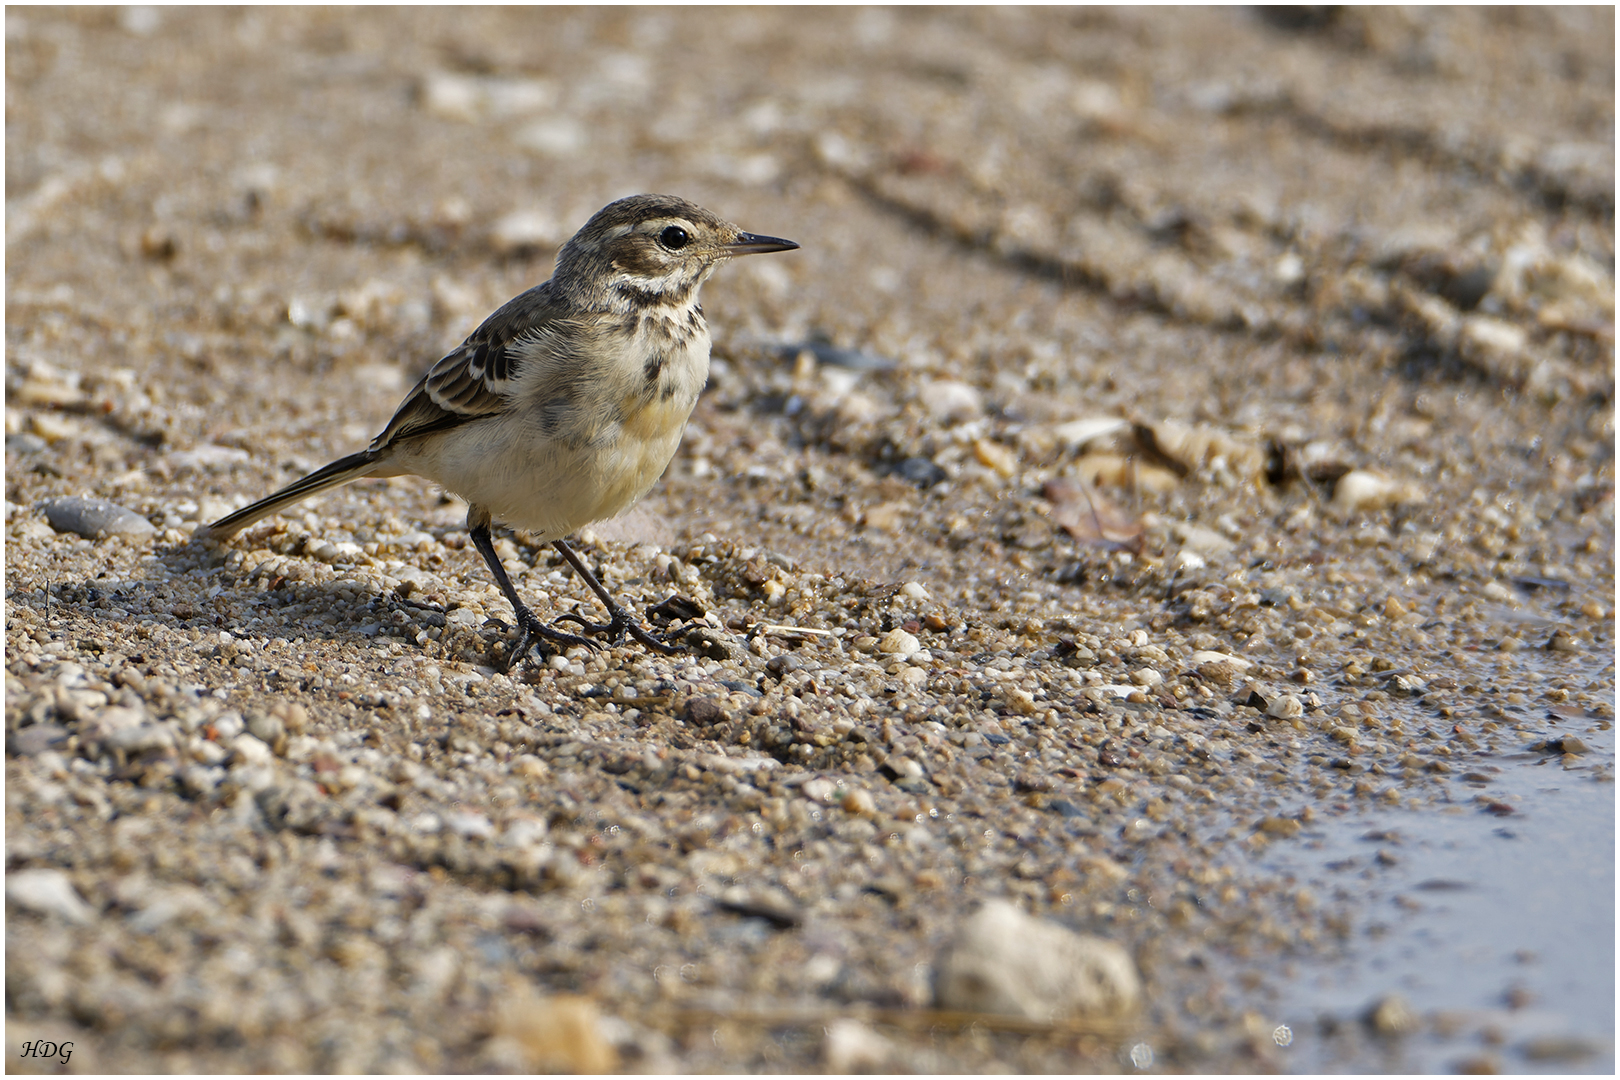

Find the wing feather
[[369, 281, 573, 450]]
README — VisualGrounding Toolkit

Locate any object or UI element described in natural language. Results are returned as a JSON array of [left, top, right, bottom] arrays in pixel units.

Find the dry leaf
[[1043, 477, 1143, 552]]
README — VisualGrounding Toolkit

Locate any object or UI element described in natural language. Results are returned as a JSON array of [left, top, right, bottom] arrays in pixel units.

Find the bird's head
[[554, 194, 798, 311]]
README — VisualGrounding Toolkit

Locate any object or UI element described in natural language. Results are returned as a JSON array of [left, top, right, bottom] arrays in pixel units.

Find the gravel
[[6, 6, 1613, 1074]]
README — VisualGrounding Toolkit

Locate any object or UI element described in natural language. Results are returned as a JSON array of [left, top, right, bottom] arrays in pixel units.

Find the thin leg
[[549, 539, 679, 654], [468, 517, 598, 670]]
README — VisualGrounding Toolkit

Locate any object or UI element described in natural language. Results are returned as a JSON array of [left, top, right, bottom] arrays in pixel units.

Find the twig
[[759, 623, 837, 638], [645, 1003, 1143, 1040]]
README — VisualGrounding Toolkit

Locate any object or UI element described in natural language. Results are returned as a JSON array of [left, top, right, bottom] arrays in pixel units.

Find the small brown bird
[[198, 194, 798, 666]]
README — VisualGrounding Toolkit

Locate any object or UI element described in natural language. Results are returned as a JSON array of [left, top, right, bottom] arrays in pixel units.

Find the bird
[[197, 193, 799, 668]]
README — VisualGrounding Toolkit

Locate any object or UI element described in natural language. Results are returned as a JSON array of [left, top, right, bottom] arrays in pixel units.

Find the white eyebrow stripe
[[634, 218, 697, 235]]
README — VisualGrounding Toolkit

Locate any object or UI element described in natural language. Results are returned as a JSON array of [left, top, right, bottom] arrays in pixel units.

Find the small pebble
[[1365, 993, 1419, 1037], [1333, 470, 1422, 512], [1520, 1035, 1600, 1062], [971, 438, 1019, 478], [6, 868, 95, 925], [1175, 523, 1235, 556], [446, 811, 495, 839], [490, 208, 565, 253], [180, 765, 226, 796], [801, 777, 837, 803], [822, 1018, 892, 1072], [765, 654, 802, 677], [682, 697, 728, 726], [1190, 649, 1252, 669], [1453, 1054, 1501, 1074], [246, 711, 286, 749], [883, 754, 924, 780], [229, 733, 274, 767], [1003, 686, 1039, 715], [40, 497, 156, 540], [833, 787, 875, 817], [917, 379, 984, 423], [8, 724, 68, 756], [876, 628, 920, 658], [489, 990, 616, 1073], [1545, 630, 1580, 653], [1267, 693, 1304, 719], [896, 457, 948, 487]]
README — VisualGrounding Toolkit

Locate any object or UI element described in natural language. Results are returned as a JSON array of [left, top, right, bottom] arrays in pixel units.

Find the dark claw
[[553, 610, 617, 637], [499, 613, 601, 673], [648, 594, 706, 623], [625, 620, 681, 655], [554, 607, 680, 655]]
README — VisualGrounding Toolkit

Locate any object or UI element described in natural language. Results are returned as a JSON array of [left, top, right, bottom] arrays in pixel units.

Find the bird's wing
[[370, 283, 577, 450]]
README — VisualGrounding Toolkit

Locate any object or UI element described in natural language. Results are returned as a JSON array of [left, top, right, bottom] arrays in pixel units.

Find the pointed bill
[[726, 230, 799, 255]]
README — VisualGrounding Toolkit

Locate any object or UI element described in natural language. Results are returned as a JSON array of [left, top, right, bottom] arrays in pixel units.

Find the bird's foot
[[499, 610, 601, 672], [553, 602, 680, 654]]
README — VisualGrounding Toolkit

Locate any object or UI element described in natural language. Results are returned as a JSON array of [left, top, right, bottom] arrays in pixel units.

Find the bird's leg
[[468, 518, 599, 670], [548, 539, 680, 654]]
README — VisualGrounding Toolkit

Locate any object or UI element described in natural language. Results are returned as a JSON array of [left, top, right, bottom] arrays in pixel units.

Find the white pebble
[[823, 1018, 892, 1072], [490, 208, 565, 254], [1003, 686, 1039, 714], [934, 900, 1140, 1020], [876, 628, 920, 658], [918, 379, 983, 423], [514, 116, 586, 157], [802, 778, 837, 803], [212, 711, 245, 740], [1333, 469, 1423, 512], [6, 868, 95, 925], [1189, 650, 1253, 670], [446, 811, 494, 839], [1267, 694, 1305, 719], [229, 733, 273, 767]]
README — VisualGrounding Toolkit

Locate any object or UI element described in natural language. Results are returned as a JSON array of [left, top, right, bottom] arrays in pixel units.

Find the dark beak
[[727, 231, 799, 255]]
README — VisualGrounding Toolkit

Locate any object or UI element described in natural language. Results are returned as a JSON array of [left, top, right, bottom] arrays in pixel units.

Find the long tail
[[195, 450, 381, 541]]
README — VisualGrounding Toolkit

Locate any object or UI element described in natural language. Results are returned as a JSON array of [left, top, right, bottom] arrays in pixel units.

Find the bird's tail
[[195, 451, 381, 542]]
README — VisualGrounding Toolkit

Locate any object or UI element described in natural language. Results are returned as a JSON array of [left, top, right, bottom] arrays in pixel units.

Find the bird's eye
[[659, 225, 689, 250]]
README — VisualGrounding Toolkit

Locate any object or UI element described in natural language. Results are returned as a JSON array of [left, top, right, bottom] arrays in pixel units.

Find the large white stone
[[934, 899, 1141, 1020]]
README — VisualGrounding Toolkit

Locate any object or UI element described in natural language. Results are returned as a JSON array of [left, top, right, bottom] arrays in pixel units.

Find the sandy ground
[[5, 7, 1614, 1073]]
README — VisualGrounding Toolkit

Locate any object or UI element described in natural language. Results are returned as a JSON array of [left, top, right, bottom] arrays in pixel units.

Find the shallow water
[[1259, 670, 1615, 1073]]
